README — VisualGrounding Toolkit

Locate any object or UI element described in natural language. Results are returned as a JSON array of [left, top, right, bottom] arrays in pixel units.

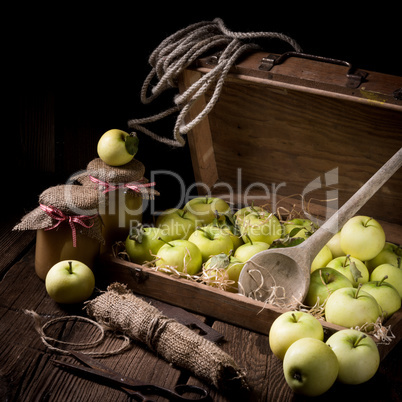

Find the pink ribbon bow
[[89, 175, 156, 195], [40, 204, 98, 247]]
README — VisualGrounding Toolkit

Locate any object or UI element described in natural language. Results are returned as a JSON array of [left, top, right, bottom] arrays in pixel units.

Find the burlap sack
[[13, 184, 103, 243], [85, 283, 248, 391], [75, 158, 159, 199]]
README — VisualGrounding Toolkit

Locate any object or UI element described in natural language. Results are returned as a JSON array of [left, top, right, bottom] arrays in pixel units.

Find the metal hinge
[[259, 52, 368, 89]]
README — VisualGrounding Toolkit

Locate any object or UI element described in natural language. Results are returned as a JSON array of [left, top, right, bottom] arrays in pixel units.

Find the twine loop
[[24, 310, 131, 357]]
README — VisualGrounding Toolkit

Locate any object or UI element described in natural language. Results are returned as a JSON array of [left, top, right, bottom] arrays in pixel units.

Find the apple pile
[[305, 215, 402, 331], [269, 311, 380, 397], [125, 198, 290, 291]]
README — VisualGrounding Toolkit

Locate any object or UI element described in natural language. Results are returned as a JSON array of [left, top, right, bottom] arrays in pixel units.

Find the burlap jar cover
[[76, 158, 158, 200], [85, 283, 248, 391], [13, 184, 103, 243]]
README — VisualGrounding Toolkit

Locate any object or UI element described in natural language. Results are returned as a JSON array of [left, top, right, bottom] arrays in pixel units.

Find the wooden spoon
[[238, 147, 402, 305]]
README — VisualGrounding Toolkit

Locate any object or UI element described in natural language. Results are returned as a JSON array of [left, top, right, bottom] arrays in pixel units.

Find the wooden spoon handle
[[307, 147, 402, 257]]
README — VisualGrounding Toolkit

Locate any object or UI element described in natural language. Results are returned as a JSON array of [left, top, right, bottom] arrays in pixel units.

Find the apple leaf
[[125, 134, 139, 156], [349, 260, 362, 283], [209, 253, 231, 270], [287, 227, 304, 238], [270, 236, 305, 248], [129, 222, 144, 243]]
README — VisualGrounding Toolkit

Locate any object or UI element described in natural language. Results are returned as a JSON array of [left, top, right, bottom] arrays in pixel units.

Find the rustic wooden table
[[1, 221, 401, 402]]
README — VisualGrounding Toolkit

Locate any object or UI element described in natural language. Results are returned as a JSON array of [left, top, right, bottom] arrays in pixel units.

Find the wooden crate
[[99, 50, 402, 360]]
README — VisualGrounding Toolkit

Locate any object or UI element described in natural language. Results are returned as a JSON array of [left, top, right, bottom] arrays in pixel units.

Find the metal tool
[[239, 147, 402, 304], [52, 351, 210, 401]]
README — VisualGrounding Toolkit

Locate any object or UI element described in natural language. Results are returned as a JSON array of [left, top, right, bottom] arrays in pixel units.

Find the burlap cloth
[[13, 184, 103, 243], [75, 158, 159, 199], [85, 283, 248, 391]]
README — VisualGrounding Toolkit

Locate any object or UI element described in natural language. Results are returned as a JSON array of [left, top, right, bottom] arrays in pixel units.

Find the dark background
[[5, 5, 401, 221]]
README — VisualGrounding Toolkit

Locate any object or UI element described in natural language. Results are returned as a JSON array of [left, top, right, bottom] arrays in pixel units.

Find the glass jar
[[35, 221, 101, 280], [99, 187, 143, 249]]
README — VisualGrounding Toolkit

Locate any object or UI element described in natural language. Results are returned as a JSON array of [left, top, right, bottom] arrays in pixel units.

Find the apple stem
[[353, 333, 367, 347], [245, 234, 253, 245], [291, 313, 298, 322], [354, 283, 363, 299], [344, 255, 351, 268], [68, 261, 73, 274], [158, 237, 174, 247], [377, 275, 388, 287]]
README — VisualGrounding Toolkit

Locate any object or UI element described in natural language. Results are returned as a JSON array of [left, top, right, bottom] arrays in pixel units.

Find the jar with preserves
[[77, 158, 158, 250], [13, 184, 103, 280]]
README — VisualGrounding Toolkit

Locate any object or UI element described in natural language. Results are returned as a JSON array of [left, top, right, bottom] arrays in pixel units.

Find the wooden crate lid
[[179, 51, 402, 226]]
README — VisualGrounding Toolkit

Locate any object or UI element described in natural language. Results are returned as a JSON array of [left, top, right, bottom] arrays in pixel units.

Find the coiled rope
[[128, 18, 302, 147]]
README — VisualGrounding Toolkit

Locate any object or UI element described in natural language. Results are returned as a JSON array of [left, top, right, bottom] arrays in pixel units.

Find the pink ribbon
[[89, 175, 156, 195], [39, 204, 98, 247]]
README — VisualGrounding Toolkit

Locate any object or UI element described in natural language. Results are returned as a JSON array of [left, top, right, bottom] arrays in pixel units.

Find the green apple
[[269, 311, 324, 360], [284, 218, 316, 239], [202, 253, 245, 292], [326, 329, 380, 384], [125, 225, 168, 264], [155, 208, 198, 240], [283, 337, 339, 397], [188, 226, 233, 263], [360, 276, 401, 318], [304, 267, 353, 307], [45, 260, 95, 304], [234, 238, 270, 262], [97, 129, 139, 166], [326, 255, 369, 287], [370, 263, 402, 297], [235, 206, 282, 245], [205, 222, 244, 251], [311, 245, 333, 273], [155, 239, 202, 275], [325, 286, 381, 330], [326, 231, 345, 258], [340, 216, 386, 261], [183, 196, 231, 225], [366, 242, 402, 272]]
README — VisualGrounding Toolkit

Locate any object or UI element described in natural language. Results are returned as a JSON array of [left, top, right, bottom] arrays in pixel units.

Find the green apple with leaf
[[326, 329, 380, 385], [360, 276, 401, 318], [326, 255, 369, 287], [45, 260, 95, 304], [283, 218, 316, 239], [325, 285, 381, 330], [188, 226, 233, 263], [155, 239, 202, 275], [370, 263, 402, 297], [183, 196, 231, 225], [156, 208, 198, 240], [269, 311, 324, 360], [202, 252, 245, 292], [340, 216, 386, 261], [283, 338, 339, 397], [235, 205, 282, 245], [97, 129, 139, 166], [125, 224, 167, 264], [305, 267, 353, 307]]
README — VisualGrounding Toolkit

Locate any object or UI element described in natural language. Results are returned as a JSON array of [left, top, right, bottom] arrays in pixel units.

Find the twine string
[[39, 204, 98, 247], [128, 18, 302, 147], [89, 175, 156, 195]]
